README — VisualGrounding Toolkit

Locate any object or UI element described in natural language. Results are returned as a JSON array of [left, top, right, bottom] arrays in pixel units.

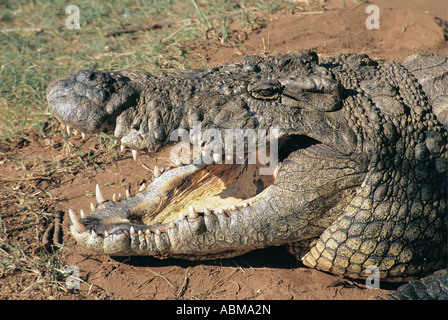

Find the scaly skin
[[47, 51, 448, 298]]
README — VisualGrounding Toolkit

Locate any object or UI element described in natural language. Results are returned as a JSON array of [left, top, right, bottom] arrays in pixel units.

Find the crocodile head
[[47, 51, 447, 280]]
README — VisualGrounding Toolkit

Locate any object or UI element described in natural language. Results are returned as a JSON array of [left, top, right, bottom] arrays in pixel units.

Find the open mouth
[[140, 159, 274, 225], [70, 134, 323, 236], [123, 134, 321, 226]]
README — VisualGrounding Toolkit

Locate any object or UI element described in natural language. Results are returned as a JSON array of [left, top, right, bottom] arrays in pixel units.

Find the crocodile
[[46, 50, 448, 299]]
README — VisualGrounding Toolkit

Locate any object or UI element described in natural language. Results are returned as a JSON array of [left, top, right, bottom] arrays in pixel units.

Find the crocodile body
[[47, 51, 448, 299]]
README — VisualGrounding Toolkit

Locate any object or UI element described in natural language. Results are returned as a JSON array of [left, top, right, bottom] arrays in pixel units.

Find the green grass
[[0, 0, 287, 143]]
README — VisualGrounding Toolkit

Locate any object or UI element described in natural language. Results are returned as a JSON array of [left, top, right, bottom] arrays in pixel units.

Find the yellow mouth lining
[[142, 162, 275, 225]]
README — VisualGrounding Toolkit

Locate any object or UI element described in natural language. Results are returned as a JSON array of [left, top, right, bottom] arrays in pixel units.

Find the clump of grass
[[0, 174, 70, 299]]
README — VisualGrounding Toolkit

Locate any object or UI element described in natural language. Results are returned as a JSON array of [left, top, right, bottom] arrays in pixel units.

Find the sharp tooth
[[145, 229, 150, 235], [168, 222, 176, 229], [90, 202, 95, 212], [230, 205, 237, 211], [188, 205, 198, 219], [118, 193, 122, 199], [81, 132, 86, 140], [138, 230, 142, 236], [242, 202, 248, 208], [155, 229, 161, 236], [73, 129, 78, 136], [112, 193, 117, 201], [217, 209, 224, 214], [95, 184, 106, 204], [126, 188, 130, 198], [120, 144, 125, 153], [154, 166, 161, 178], [138, 183, 146, 192], [213, 153, 221, 164], [104, 230, 109, 237], [114, 139, 117, 145], [132, 149, 138, 161], [68, 209, 77, 223], [91, 230, 97, 238], [68, 209, 86, 232], [273, 165, 280, 178], [66, 125, 71, 136], [80, 209, 86, 218], [203, 208, 211, 216], [173, 159, 182, 167], [130, 226, 136, 235], [179, 212, 186, 220]]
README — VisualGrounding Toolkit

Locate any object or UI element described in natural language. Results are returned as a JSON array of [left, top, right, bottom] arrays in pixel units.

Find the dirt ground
[[1, 0, 447, 300], [199, 0, 447, 65]]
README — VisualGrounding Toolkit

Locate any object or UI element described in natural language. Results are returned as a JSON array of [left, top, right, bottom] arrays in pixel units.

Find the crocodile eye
[[259, 88, 276, 97], [248, 80, 283, 100]]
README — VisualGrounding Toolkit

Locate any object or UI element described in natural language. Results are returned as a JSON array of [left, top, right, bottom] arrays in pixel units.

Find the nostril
[[131, 124, 140, 131], [88, 72, 97, 81]]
